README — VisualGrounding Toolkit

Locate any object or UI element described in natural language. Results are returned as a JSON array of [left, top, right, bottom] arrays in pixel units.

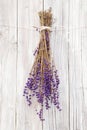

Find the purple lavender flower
[[23, 30, 61, 121]]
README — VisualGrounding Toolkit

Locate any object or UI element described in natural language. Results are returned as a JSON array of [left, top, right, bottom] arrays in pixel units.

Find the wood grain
[[0, 0, 17, 130], [0, 0, 87, 130]]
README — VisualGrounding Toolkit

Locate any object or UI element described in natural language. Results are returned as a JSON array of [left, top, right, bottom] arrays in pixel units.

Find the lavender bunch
[[23, 8, 61, 121]]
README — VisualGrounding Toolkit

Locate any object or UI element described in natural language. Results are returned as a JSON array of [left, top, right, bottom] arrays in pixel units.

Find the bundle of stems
[[23, 8, 61, 121]]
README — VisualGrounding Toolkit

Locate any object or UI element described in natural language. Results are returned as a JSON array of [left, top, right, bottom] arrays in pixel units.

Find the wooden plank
[[81, 0, 87, 130], [52, 0, 70, 130], [16, 0, 43, 130], [0, 0, 17, 130], [43, 0, 69, 130], [69, 0, 86, 130]]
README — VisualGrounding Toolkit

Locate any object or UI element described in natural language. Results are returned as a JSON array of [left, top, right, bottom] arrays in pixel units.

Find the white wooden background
[[0, 0, 87, 130]]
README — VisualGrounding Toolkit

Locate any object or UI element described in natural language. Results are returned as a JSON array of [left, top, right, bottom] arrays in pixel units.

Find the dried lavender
[[23, 8, 61, 121]]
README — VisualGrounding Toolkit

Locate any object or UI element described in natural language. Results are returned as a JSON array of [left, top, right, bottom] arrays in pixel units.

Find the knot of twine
[[33, 26, 51, 32], [39, 26, 51, 31]]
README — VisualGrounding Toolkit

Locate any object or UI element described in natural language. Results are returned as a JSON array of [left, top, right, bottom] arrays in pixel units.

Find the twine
[[0, 24, 87, 32]]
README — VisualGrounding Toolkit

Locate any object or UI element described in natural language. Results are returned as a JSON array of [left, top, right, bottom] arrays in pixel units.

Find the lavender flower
[[23, 8, 61, 121]]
